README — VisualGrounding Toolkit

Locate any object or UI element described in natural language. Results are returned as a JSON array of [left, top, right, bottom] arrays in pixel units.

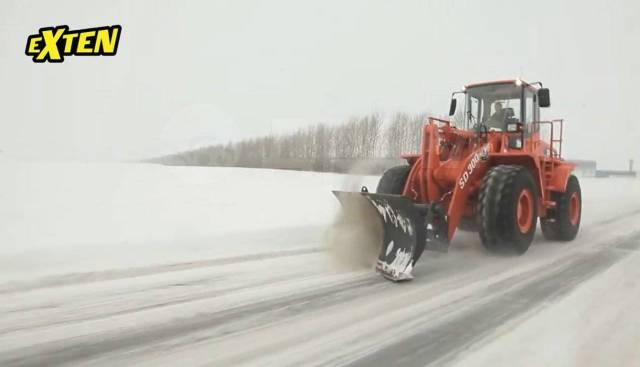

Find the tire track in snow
[[0, 271, 313, 335], [39, 227, 619, 367], [3, 209, 639, 366], [0, 247, 322, 295], [347, 231, 640, 367], [0, 275, 384, 367], [7, 208, 637, 296]]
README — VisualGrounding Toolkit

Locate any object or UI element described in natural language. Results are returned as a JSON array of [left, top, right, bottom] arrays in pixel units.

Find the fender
[[488, 153, 544, 198], [548, 163, 575, 192]]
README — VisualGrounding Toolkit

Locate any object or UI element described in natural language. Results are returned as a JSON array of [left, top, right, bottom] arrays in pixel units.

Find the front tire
[[541, 175, 581, 241], [377, 165, 411, 194], [477, 165, 538, 254]]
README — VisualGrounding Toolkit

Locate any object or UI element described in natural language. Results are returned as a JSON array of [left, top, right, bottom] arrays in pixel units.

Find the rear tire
[[477, 165, 538, 254], [377, 165, 411, 194], [541, 175, 581, 241]]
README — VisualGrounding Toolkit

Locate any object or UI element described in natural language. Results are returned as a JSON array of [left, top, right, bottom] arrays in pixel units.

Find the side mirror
[[448, 99, 457, 116], [538, 88, 550, 108]]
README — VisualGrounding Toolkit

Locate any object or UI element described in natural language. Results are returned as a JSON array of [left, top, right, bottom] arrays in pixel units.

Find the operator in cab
[[486, 102, 505, 130]]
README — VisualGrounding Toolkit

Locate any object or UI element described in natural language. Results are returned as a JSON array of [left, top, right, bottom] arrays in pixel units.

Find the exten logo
[[25, 25, 122, 63]]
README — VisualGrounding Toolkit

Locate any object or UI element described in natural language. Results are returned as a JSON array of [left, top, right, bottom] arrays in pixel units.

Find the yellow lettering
[[28, 25, 121, 62], [27, 36, 42, 54], [76, 31, 96, 54], [62, 33, 78, 53], [36, 27, 66, 61], [94, 27, 120, 54]]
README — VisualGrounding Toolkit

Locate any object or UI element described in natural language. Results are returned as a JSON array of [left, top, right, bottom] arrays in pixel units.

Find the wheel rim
[[569, 192, 580, 226], [517, 189, 533, 233]]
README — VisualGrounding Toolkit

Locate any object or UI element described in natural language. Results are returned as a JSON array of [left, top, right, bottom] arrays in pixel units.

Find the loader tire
[[541, 175, 581, 241], [377, 165, 411, 195], [477, 165, 538, 254]]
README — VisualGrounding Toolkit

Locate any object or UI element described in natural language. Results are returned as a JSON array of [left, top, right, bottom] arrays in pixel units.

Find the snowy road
[[1, 161, 639, 366]]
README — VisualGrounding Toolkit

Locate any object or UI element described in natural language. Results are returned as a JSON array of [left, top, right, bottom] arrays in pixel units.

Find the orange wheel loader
[[333, 80, 581, 281]]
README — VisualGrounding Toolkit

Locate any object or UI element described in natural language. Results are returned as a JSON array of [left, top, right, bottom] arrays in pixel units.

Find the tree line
[[151, 112, 431, 173]]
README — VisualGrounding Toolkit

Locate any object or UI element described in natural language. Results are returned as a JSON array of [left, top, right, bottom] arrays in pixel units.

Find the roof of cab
[[465, 79, 539, 91]]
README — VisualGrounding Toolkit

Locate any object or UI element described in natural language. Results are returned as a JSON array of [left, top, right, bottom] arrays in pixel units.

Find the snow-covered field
[[0, 158, 377, 281], [1, 157, 639, 366]]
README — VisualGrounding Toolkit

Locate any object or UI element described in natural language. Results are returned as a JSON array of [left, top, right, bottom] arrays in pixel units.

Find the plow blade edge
[[332, 190, 427, 281]]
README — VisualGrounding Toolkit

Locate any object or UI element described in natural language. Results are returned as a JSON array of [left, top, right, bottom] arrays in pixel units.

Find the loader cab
[[450, 80, 545, 133]]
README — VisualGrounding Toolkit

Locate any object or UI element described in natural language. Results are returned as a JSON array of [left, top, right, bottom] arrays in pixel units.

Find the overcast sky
[[1, 0, 639, 168]]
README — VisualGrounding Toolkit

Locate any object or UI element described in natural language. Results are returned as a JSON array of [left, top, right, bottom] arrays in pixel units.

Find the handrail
[[532, 119, 564, 158]]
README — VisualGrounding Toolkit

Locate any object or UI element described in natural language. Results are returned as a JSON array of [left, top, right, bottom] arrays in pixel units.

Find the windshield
[[453, 84, 523, 131]]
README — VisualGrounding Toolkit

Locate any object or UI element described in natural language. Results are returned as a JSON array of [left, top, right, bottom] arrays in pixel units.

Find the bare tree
[[152, 111, 431, 172]]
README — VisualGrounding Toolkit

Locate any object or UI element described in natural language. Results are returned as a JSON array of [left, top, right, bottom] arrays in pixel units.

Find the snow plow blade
[[332, 189, 433, 281]]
